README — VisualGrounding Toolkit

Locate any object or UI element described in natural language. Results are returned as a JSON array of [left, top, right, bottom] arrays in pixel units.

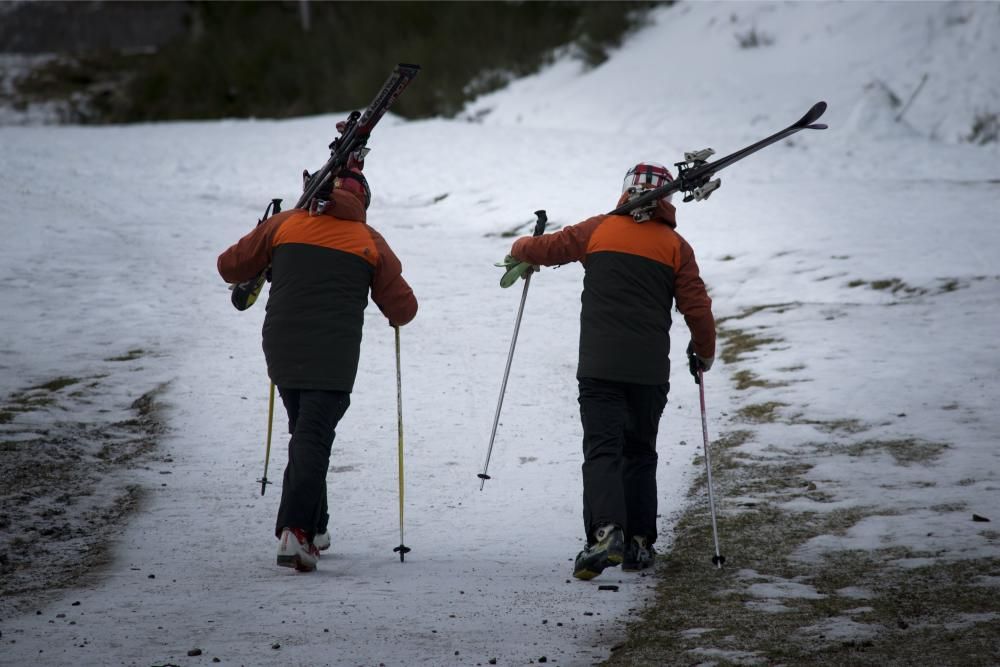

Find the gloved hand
[[495, 255, 537, 288], [686, 340, 714, 384]]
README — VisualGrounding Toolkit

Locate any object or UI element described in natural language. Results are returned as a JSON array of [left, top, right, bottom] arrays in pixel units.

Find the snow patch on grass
[[800, 616, 881, 642]]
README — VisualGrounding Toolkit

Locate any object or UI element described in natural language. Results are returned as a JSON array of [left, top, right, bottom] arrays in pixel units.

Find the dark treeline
[[10, 1, 662, 123]]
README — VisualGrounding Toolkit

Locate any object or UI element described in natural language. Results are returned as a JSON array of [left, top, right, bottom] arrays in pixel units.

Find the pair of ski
[[478, 101, 829, 570], [229, 63, 422, 312]]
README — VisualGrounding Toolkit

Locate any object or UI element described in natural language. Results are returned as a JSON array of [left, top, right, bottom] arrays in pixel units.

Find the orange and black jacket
[[511, 199, 715, 386], [217, 190, 417, 392]]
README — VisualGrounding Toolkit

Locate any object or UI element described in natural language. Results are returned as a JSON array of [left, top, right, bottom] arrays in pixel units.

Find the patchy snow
[[2, 1, 999, 665], [799, 616, 881, 642], [747, 581, 826, 600], [836, 586, 875, 600], [744, 600, 794, 614], [843, 606, 875, 616], [793, 510, 997, 566], [680, 627, 714, 638], [688, 646, 766, 666], [737, 570, 826, 600], [942, 612, 999, 631]]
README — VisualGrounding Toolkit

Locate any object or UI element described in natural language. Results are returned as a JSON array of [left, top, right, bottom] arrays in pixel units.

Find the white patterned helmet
[[622, 162, 674, 204]]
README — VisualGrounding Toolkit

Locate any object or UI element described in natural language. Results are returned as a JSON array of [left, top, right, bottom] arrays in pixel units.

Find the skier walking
[[217, 164, 417, 572], [500, 162, 716, 580]]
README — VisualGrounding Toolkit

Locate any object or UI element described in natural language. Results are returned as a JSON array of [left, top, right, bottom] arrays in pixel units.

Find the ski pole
[[392, 326, 411, 562], [257, 381, 275, 496], [697, 369, 726, 568], [478, 210, 548, 490]]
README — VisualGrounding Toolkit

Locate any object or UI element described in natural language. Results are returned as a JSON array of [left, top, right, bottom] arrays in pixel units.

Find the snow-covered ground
[[2, 2, 998, 665]]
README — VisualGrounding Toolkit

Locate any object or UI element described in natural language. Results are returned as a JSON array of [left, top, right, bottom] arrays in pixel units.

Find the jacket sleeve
[[675, 235, 716, 359], [216, 211, 292, 283], [370, 229, 418, 327], [510, 216, 604, 266]]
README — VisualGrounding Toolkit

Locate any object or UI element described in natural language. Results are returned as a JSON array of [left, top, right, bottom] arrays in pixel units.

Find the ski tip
[[398, 63, 422, 72], [795, 101, 828, 128]]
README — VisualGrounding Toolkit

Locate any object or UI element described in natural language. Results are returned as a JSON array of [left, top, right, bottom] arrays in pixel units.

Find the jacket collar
[[612, 194, 678, 228], [655, 199, 677, 228], [314, 189, 367, 223]]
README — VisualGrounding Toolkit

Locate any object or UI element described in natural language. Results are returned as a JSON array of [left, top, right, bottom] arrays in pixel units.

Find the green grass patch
[[938, 279, 961, 293], [606, 433, 1000, 666], [105, 348, 146, 362], [717, 327, 782, 365], [844, 278, 928, 297], [731, 369, 789, 391], [837, 438, 949, 466], [735, 401, 788, 424], [718, 303, 799, 323], [777, 364, 806, 372], [30, 376, 81, 392], [792, 416, 870, 434], [689, 430, 756, 482], [1, 376, 87, 420]]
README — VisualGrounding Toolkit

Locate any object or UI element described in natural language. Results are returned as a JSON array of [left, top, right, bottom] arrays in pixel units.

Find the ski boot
[[622, 536, 656, 572], [277, 527, 319, 572], [573, 524, 624, 580]]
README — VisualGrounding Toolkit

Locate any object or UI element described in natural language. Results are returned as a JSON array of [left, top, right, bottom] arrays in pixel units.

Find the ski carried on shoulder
[[610, 100, 828, 216], [230, 63, 421, 311]]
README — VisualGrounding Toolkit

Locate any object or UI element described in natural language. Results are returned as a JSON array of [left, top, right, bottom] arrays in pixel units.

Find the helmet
[[304, 167, 371, 210], [333, 168, 371, 210], [622, 162, 674, 204]]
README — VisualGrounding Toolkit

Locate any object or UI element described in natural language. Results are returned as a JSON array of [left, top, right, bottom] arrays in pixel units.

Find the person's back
[[258, 190, 415, 391], [511, 200, 714, 386]]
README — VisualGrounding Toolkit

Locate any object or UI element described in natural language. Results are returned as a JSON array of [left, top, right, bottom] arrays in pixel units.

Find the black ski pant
[[274, 388, 350, 541], [578, 377, 669, 545]]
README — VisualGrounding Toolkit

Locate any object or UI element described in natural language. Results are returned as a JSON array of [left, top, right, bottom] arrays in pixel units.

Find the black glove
[[687, 341, 714, 384]]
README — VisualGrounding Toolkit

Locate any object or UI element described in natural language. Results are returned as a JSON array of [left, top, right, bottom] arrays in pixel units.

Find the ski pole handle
[[532, 210, 548, 236]]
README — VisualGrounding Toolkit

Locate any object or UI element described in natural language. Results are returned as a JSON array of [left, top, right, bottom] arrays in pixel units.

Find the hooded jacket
[[511, 198, 714, 385], [218, 190, 417, 392]]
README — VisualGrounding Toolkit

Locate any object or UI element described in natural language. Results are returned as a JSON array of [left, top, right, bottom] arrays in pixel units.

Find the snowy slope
[[466, 1, 1000, 145], [2, 2, 999, 665]]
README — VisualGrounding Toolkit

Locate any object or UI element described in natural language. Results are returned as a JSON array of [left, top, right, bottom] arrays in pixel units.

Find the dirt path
[[0, 352, 167, 619]]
